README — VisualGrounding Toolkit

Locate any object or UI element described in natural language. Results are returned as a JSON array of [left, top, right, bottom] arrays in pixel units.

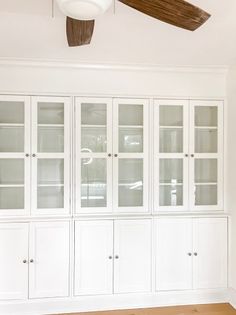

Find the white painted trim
[[0, 289, 230, 315], [229, 288, 236, 309], [0, 58, 229, 74]]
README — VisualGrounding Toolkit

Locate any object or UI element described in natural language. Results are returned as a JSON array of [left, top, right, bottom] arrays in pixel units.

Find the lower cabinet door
[[193, 218, 228, 289], [29, 221, 70, 299], [0, 223, 29, 300], [155, 218, 192, 291], [114, 219, 152, 294], [74, 220, 113, 295]]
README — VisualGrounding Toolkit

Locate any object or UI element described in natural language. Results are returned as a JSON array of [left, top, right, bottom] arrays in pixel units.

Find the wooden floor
[[57, 303, 236, 315]]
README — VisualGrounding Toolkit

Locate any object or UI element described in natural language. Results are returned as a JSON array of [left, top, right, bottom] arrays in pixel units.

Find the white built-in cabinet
[[154, 99, 223, 212], [74, 219, 152, 295], [0, 95, 71, 217], [0, 221, 70, 300], [75, 98, 149, 214], [155, 217, 227, 291], [0, 94, 228, 308]]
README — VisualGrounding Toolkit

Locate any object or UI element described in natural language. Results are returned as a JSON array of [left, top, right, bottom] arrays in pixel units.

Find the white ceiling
[[0, 0, 235, 66]]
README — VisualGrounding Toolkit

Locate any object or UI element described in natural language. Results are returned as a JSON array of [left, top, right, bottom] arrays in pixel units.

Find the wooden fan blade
[[66, 17, 95, 46], [118, 0, 211, 31]]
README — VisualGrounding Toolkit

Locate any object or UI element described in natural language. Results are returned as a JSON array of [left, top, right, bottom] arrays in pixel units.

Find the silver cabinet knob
[[194, 252, 198, 256], [191, 154, 194, 157], [185, 154, 188, 157], [32, 154, 36, 157], [188, 253, 192, 256], [25, 154, 30, 157], [23, 259, 27, 264], [108, 153, 112, 157], [115, 255, 119, 259], [30, 259, 34, 263], [108, 256, 113, 260], [114, 154, 118, 157]]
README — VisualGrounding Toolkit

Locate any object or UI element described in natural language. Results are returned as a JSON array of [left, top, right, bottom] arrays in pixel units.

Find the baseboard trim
[[0, 289, 230, 315], [228, 288, 236, 309]]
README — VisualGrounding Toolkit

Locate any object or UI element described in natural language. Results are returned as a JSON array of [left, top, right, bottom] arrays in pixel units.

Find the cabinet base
[[0, 289, 230, 315]]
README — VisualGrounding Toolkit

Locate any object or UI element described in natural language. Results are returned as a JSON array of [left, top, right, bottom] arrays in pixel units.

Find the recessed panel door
[[114, 219, 152, 293], [0, 223, 28, 300], [29, 221, 70, 299], [74, 220, 113, 295]]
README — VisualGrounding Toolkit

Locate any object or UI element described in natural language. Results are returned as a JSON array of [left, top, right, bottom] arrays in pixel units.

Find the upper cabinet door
[[154, 100, 189, 212], [189, 101, 223, 211], [113, 99, 149, 213], [0, 95, 31, 216], [75, 98, 113, 214], [31, 97, 71, 216]]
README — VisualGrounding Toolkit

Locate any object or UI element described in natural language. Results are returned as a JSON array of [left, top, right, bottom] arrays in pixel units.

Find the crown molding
[[0, 58, 229, 74]]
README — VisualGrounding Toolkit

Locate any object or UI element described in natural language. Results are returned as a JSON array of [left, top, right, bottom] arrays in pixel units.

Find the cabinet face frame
[[153, 99, 189, 212], [75, 97, 113, 214], [113, 98, 149, 213], [0, 95, 31, 216], [189, 100, 224, 211], [31, 96, 71, 216]]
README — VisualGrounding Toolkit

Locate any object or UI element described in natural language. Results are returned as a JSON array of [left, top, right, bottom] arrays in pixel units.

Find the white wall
[[226, 67, 236, 292], [0, 62, 227, 98]]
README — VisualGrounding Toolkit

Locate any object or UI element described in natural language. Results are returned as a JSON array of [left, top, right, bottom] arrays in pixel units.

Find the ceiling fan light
[[57, 0, 112, 20]]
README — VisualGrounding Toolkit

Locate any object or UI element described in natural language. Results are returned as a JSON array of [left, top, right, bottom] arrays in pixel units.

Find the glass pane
[[38, 103, 64, 124], [118, 159, 143, 207], [81, 127, 107, 153], [159, 105, 183, 126], [38, 159, 64, 185], [38, 126, 64, 153], [0, 101, 24, 124], [119, 104, 143, 126], [0, 127, 24, 152], [119, 127, 143, 153], [81, 103, 106, 125], [159, 159, 183, 184], [0, 187, 24, 209], [195, 159, 217, 183], [159, 185, 183, 206], [195, 106, 217, 127], [38, 186, 64, 209], [159, 128, 183, 153], [195, 129, 217, 153], [0, 159, 24, 185], [195, 185, 217, 205], [81, 158, 107, 207]]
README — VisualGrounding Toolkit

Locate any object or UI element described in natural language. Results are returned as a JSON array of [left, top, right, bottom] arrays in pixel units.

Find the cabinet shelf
[[119, 125, 143, 128], [0, 123, 24, 127], [159, 126, 183, 129], [37, 184, 64, 187], [159, 183, 183, 186], [38, 124, 64, 127], [0, 184, 24, 188], [81, 124, 106, 128], [195, 182, 217, 185]]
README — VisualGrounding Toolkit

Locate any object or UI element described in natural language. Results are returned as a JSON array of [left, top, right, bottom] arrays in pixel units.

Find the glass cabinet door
[[76, 98, 112, 213], [113, 99, 149, 213], [31, 97, 70, 215], [0, 96, 30, 216], [154, 100, 189, 212], [190, 101, 223, 211]]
